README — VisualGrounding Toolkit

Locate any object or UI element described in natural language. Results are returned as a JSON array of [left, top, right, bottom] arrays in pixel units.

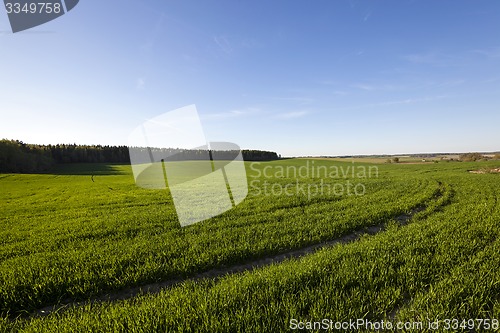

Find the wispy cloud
[[403, 52, 461, 67], [240, 38, 263, 49], [213, 36, 232, 54], [370, 95, 447, 107], [272, 97, 314, 105], [274, 110, 309, 119], [437, 79, 465, 87], [351, 83, 400, 91], [139, 13, 165, 53], [318, 79, 337, 85], [202, 107, 259, 119], [481, 77, 499, 83], [472, 47, 500, 58], [136, 78, 146, 90], [352, 83, 375, 91], [332, 90, 348, 96], [404, 52, 438, 64], [363, 11, 372, 22]]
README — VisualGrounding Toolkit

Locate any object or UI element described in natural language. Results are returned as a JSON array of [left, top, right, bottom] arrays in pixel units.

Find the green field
[[1, 159, 500, 332]]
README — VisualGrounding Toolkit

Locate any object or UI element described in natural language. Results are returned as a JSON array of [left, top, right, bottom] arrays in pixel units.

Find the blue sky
[[1, 0, 499, 156]]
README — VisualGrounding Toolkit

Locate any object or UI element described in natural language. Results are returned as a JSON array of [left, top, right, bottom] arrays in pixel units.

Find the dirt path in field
[[469, 168, 500, 174], [31, 202, 433, 319], [30, 183, 450, 319]]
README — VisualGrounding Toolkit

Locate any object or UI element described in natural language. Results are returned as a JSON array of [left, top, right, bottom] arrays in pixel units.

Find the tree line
[[0, 139, 280, 173], [459, 152, 500, 162]]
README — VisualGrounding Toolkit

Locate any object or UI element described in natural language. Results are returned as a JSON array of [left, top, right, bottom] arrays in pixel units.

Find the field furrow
[[1, 159, 499, 332]]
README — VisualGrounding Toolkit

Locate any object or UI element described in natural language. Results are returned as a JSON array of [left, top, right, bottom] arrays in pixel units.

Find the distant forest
[[0, 139, 280, 173]]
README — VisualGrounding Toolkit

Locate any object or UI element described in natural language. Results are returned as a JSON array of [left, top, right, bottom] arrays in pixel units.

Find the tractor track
[[27, 184, 448, 320]]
